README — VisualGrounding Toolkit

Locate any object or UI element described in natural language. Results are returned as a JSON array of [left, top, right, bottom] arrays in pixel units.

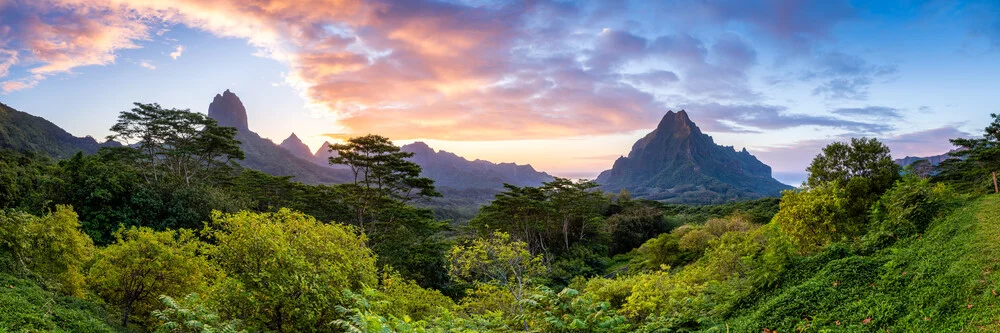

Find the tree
[[948, 113, 1000, 194], [107, 103, 244, 186], [204, 209, 378, 332], [806, 137, 900, 221], [0, 206, 94, 296], [909, 159, 934, 179], [541, 178, 606, 251], [448, 232, 544, 330], [88, 227, 215, 328], [772, 183, 851, 254]]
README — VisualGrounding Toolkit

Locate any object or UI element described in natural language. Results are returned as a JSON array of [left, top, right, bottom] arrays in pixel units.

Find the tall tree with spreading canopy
[[947, 113, 1000, 194], [107, 103, 244, 186], [327, 134, 440, 236], [806, 137, 900, 221]]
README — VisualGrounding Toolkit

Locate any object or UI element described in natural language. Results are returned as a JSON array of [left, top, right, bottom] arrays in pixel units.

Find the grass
[[718, 195, 1000, 332], [0, 273, 117, 333]]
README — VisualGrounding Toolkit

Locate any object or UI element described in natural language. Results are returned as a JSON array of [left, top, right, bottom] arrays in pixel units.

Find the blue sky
[[1, 0, 998, 184]]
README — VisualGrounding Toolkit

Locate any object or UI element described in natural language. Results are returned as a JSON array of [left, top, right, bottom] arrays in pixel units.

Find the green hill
[[0, 102, 115, 159], [719, 195, 1000, 331]]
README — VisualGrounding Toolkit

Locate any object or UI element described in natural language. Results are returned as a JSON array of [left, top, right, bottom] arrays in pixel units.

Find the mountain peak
[[208, 89, 249, 132], [597, 109, 790, 204], [279, 133, 313, 161], [402, 141, 435, 155]]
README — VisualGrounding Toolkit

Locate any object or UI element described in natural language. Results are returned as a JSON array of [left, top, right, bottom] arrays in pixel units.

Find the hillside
[[0, 102, 117, 158], [895, 150, 958, 167], [207, 90, 352, 184], [596, 110, 791, 204], [719, 195, 1000, 331]]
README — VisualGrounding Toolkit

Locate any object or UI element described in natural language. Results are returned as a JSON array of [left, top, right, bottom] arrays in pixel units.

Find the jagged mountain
[[279, 133, 314, 161], [400, 141, 554, 190], [207, 90, 351, 184], [596, 110, 791, 204], [0, 101, 119, 158]]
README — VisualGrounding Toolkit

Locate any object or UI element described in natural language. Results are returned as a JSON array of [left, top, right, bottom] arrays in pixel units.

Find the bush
[[88, 227, 215, 329], [0, 206, 94, 297], [864, 176, 960, 250], [205, 209, 377, 332], [772, 183, 852, 255]]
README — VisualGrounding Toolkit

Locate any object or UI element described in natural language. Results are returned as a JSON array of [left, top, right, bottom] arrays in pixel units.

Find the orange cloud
[[4, 0, 671, 139]]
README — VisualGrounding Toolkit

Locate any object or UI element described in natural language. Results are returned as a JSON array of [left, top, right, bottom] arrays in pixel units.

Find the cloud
[[0, 0, 148, 87], [753, 125, 971, 174], [170, 45, 183, 60], [802, 51, 897, 100], [0, 0, 891, 141], [139, 61, 155, 70], [882, 126, 971, 158], [681, 102, 893, 134], [831, 106, 902, 119]]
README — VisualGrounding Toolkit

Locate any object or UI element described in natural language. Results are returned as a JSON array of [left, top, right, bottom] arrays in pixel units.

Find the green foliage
[[604, 203, 669, 255], [205, 209, 378, 332], [449, 231, 544, 329], [107, 102, 244, 186], [152, 294, 245, 333], [522, 287, 631, 333], [329, 134, 440, 234], [375, 271, 455, 321], [864, 175, 961, 250], [88, 227, 215, 328], [806, 137, 902, 222], [772, 183, 852, 254], [721, 196, 1000, 332], [0, 273, 117, 333], [938, 113, 1000, 194], [0, 206, 93, 297]]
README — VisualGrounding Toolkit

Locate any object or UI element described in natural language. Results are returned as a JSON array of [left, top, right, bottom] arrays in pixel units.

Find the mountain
[[0, 101, 119, 158], [400, 141, 554, 190], [207, 90, 351, 184], [595, 110, 791, 204], [895, 150, 958, 167], [279, 133, 314, 161]]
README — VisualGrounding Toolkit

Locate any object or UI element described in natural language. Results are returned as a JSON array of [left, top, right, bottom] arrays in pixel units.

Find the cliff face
[[596, 110, 790, 204], [207, 89, 249, 132]]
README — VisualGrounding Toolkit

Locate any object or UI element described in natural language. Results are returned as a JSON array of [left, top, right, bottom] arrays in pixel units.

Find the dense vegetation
[[1, 104, 999, 332]]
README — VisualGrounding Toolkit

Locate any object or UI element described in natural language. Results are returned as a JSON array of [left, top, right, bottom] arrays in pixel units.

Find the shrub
[[0, 206, 94, 296], [88, 227, 215, 328], [772, 183, 852, 255], [205, 209, 377, 333]]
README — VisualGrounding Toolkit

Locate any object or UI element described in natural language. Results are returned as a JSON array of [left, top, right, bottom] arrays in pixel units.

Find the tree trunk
[[993, 171, 998, 194], [562, 215, 569, 250], [122, 300, 132, 328]]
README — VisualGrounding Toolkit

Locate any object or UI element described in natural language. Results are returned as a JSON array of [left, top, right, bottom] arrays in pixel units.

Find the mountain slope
[[0, 102, 117, 158], [596, 110, 790, 204], [279, 133, 314, 161], [207, 90, 351, 184], [721, 195, 1000, 331]]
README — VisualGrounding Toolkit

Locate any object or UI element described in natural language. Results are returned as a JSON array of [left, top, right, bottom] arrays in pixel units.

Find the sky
[[1, 0, 999, 184]]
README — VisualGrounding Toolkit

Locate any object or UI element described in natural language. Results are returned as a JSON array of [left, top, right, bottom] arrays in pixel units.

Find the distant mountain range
[[1, 93, 793, 207], [596, 110, 791, 204], [894, 151, 957, 167], [207, 90, 352, 184], [0, 102, 119, 158]]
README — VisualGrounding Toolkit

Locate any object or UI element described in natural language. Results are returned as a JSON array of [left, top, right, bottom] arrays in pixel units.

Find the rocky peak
[[279, 132, 313, 161], [208, 89, 249, 132]]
